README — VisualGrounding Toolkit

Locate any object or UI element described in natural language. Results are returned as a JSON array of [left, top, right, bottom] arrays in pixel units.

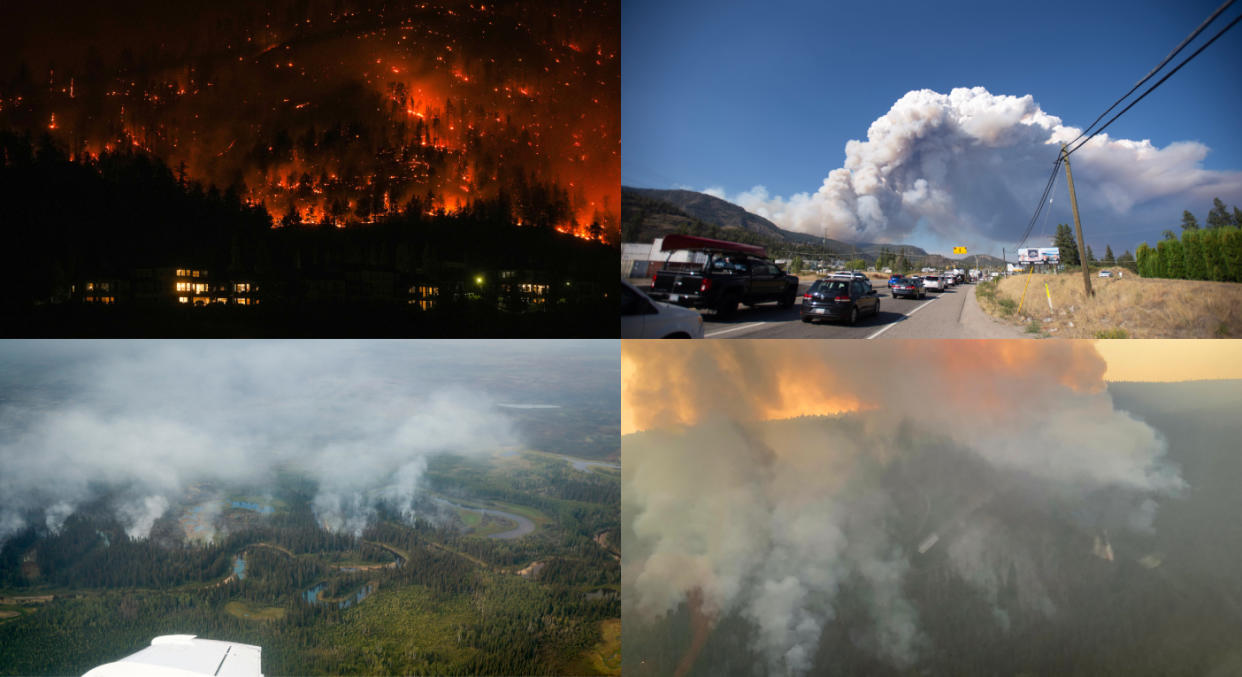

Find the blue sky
[[622, 0, 1242, 255]]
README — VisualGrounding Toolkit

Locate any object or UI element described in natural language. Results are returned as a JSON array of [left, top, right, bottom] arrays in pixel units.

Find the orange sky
[[1096, 340, 1242, 382]]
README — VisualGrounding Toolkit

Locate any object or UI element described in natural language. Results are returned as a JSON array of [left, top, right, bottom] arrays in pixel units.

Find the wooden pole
[[1060, 144, 1094, 297]]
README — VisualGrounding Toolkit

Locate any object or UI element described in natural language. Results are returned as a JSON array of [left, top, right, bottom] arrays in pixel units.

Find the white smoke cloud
[[0, 341, 520, 545], [118, 495, 170, 540], [706, 87, 1242, 250], [622, 341, 1186, 674]]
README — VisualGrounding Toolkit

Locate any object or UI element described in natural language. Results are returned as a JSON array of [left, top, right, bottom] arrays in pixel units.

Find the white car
[[941, 274, 955, 287], [922, 275, 944, 292], [621, 280, 704, 338], [1098, 270, 1113, 278]]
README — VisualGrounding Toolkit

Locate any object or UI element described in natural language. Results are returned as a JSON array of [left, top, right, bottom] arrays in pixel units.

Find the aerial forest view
[[0, 340, 620, 675]]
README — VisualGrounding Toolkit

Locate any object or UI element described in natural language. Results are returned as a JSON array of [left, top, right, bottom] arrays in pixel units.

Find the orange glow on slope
[[9, 2, 619, 240], [622, 340, 1108, 435]]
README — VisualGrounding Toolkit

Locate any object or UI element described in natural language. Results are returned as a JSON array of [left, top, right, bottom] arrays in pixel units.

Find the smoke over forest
[[622, 341, 1190, 675], [0, 341, 522, 545]]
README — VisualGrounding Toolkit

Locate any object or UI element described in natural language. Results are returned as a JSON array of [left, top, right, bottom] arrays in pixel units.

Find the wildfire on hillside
[[0, 0, 619, 240]]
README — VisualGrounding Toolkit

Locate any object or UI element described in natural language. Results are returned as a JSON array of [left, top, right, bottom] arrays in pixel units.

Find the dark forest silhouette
[[0, 133, 616, 336]]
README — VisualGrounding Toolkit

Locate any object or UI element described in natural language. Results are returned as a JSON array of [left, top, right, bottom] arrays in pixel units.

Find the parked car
[[923, 275, 944, 292], [800, 277, 880, 324], [890, 276, 925, 299], [1098, 270, 1113, 278], [888, 274, 903, 288], [621, 280, 704, 338]]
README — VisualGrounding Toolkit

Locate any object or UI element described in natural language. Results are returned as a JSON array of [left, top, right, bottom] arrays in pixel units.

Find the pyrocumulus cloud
[[705, 87, 1242, 249]]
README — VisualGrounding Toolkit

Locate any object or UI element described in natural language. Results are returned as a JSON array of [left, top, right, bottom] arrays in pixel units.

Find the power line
[[1067, 9, 1242, 156], [1013, 157, 1063, 252], [1065, 0, 1237, 149]]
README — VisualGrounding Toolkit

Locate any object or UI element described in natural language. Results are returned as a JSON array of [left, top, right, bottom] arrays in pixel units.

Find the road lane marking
[[705, 321, 768, 338], [866, 296, 937, 339]]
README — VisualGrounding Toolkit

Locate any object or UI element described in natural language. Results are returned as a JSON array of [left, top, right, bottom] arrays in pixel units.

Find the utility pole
[[1060, 144, 1094, 297]]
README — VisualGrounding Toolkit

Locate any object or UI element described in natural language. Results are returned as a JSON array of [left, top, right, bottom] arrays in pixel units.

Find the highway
[[695, 282, 1024, 339]]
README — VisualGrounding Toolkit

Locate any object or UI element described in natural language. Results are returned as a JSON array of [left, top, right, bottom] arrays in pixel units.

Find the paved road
[[692, 283, 1024, 339]]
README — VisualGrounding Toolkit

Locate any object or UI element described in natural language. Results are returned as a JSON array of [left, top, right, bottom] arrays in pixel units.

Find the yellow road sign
[[953, 246, 967, 254]]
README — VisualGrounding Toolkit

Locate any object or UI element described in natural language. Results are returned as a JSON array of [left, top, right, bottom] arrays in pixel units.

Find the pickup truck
[[646, 234, 800, 317]]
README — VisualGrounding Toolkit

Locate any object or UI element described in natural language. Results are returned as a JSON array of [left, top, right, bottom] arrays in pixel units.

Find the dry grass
[[980, 269, 1242, 338]]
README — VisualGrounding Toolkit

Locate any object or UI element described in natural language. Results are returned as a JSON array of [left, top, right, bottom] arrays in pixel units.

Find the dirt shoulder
[[976, 269, 1242, 338]]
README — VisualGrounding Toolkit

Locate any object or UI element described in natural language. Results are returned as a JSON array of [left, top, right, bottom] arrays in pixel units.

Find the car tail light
[[699, 278, 712, 293], [803, 292, 812, 299], [652, 272, 658, 285], [834, 296, 851, 302]]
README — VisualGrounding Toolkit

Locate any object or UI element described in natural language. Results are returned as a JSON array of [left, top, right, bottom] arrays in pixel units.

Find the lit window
[[178, 296, 188, 304], [86, 282, 95, 291], [192, 270, 200, 278]]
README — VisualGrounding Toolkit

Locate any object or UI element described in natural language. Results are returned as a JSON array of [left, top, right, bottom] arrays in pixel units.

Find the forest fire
[[0, 0, 619, 240]]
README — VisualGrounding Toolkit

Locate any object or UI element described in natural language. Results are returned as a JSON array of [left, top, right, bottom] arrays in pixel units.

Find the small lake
[[230, 500, 275, 514], [303, 582, 375, 609]]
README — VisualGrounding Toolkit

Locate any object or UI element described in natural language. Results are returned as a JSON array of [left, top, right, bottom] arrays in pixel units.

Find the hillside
[[623, 186, 999, 269]]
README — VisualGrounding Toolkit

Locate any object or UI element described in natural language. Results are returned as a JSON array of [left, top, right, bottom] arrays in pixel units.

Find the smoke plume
[[622, 340, 1185, 674], [705, 87, 1242, 249], [0, 341, 518, 545]]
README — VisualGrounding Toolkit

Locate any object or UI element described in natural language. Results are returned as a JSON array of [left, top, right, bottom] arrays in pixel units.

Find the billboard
[[1018, 247, 1060, 264]]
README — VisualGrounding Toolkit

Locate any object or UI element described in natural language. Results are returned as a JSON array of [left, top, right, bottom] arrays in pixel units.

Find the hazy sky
[[622, 0, 1242, 255], [1097, 339, 1242, 382]]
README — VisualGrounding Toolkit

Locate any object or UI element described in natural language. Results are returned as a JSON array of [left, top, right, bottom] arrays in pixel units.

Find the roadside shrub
[[997, 297, 1017, 316], [1094, 328, 1129, 339]]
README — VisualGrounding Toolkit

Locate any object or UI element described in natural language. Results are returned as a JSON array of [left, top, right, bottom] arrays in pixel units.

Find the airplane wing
[[82, 635, 262, 677]]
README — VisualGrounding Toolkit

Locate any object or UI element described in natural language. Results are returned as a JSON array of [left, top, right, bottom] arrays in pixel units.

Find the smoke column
[[705, 87, 1242, 248]]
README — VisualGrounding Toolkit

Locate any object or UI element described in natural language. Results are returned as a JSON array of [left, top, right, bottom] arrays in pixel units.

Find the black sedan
[[890, 276, 925, 299], [800, 278, 880, 324]]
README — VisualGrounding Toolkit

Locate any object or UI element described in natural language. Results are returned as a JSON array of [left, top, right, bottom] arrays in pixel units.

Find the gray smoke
[[705, 87, 1242, 250], [0, 341, 518, 544], [622, 341, 1186, 675]]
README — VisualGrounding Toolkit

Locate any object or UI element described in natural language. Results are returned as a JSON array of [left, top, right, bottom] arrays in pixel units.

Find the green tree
[[1159, 238, 1185, 278], [1180, 210, 1200, 231], [1104, 244, 1115, 263], [1162, 229, 1177, 241], [1053, 223, 1079, 266], [1118, 249, 1134, 263], [1200, 227, 1225, 281], [1181, 228, 1205, 279], [1135, 243, 1153, 277], [1086, 245, 1096, 264], [1207, 197, 1232, 229], [1233, 207, 1242, 227], [789, 255, 803, 274], [846, 258, 866, 271], [1216, 225, 1241, 282]]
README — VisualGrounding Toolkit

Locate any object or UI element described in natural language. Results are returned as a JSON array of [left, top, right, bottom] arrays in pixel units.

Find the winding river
[[434, 498, 536, 539]]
